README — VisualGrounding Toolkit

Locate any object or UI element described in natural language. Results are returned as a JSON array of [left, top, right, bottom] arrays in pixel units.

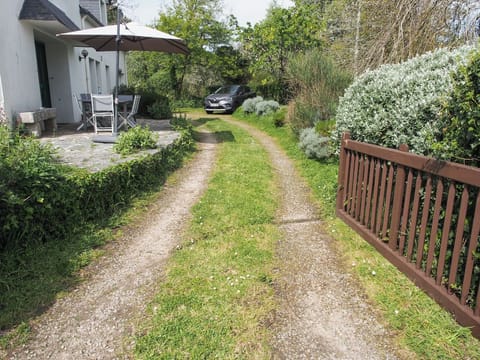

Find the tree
[[240, 3, 323, 102], [106, 0, 132, 25], [127, 0, 247, 101], [322, 0, 480, 75]]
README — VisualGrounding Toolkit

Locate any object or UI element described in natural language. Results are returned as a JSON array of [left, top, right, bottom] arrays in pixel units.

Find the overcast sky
[[122, 0, 294, 27]]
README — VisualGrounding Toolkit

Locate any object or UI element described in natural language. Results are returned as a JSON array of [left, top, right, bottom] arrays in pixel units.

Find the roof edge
[[19, 0, 79, 31], [79, 5, 104, 27]]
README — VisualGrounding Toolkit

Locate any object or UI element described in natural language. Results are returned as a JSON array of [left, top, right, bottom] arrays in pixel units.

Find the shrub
[[243, 97, 280, 116], [169, 113, 190, 130], [147, 98, 172, 119], [432, 47, 480, 167], [287, 49, 352, 135], [250, 82, 290, 104], [114, 126, 159, 155], [242, 96, 264, 114], [315, 119, 336, 137], [169, 113, 195, 151], [115, 84, 172, 118], [332, 45, 473, 154], [298, 127, 331, 160], [272, 110, 285, 127], [0, 127, 76, 248], [255, 100, 280, 116], [170, 97, 203, 110]]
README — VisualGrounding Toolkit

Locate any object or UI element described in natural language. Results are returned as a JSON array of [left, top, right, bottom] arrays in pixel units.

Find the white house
[[0, 0, 127, 126]]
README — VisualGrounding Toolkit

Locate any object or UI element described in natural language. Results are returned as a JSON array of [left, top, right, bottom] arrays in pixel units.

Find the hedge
[[332, 45, 474, 155], [0, 127, 194, 249]]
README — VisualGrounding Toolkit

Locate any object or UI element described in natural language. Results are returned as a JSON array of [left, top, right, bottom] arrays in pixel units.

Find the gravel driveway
[[4, 115, 401, 359], [224, 118, 401, 359]]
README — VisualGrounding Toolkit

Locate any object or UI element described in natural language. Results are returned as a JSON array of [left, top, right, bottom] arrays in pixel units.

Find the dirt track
[[225, 118, 400, 359], [5, 115, 401, 359]]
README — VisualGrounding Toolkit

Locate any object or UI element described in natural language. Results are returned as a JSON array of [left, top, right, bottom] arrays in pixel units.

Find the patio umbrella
[[57, 19, 189, 135], [57, 22, 189, 54]]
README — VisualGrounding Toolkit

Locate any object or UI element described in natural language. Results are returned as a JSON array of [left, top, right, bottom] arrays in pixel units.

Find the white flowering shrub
[[242, 96, 264, 114], [255, 100, 280, 116], [331, 45, 474, 155], [299, 127, 331, 160]]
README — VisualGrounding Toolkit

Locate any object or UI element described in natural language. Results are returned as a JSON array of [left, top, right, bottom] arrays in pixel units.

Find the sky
[[122, 0, 294, 27]]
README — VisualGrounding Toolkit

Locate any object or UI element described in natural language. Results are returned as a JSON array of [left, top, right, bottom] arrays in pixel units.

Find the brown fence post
[[388, 143, 409, 250], [336, 132, 350, 213]]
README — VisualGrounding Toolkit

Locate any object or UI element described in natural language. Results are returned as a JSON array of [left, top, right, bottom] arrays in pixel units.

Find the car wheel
[[205, 110, 213, 114]]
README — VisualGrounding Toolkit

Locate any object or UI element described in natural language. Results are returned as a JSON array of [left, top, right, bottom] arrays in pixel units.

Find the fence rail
[[336, 132, 480, 338]]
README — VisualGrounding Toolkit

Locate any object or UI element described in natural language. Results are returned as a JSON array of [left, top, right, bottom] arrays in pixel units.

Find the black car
[[204, 85, 256, 114]]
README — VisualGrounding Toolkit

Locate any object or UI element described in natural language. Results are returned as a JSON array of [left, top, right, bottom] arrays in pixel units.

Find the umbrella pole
[[113, 5, 121, 136]]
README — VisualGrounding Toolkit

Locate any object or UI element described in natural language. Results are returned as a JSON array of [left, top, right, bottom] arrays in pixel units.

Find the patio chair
[[119, 94, 141, 129], [74, 94, 93, 131], [91, 94, 114, 134]]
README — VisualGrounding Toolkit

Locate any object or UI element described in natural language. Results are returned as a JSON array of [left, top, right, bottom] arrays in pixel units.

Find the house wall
[[0, 1, 42, 122], [0, 0, 126, 125]]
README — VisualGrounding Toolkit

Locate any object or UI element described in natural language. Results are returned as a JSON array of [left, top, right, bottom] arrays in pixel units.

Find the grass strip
[[233, 109, 480, 359], [134, 119, 279, 359]]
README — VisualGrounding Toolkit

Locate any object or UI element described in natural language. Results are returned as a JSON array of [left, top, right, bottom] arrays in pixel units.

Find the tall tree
[[240, 3, 323, 102], [128, 0, 246, 100]]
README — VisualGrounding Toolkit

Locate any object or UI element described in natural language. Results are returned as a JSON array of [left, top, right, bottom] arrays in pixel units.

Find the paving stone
[[39, 119, 180, 173]]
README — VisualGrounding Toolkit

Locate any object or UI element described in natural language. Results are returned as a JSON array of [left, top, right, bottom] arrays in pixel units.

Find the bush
[[332, 45, 473, 154], [116, 84, 172, 118], [287, 50, 352, 135], [315, 119, 336, 137], [255, 100, 280, 116], [114, 126, 159, 155], [242, 97, 280, 116], [298, 127, 331, 160], [242, 96, 264, 114], [170, 97, 203, 110], [250, 82, 290, 104], [147, 98, 172, 119], [0, 127, 76, 248], [432, 48, 480, 167], [272, 110, 285, 127], [169, 112, 190, 130]]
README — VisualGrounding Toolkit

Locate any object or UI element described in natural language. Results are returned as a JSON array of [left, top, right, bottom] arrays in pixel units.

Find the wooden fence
[[336, 132, 480, 338]]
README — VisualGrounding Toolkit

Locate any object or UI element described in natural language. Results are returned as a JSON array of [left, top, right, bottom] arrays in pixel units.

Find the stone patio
[[39, 119, 180, 172]]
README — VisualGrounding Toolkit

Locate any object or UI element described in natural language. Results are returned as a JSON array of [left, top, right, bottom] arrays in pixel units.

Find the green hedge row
[[0, 127, 194, 250]]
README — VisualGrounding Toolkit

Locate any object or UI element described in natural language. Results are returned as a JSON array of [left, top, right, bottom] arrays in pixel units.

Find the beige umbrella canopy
[[57, 22, 189, 54]]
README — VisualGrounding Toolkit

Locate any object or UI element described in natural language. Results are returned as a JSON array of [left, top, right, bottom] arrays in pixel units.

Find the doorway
[[35, 41, 52, 108]]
